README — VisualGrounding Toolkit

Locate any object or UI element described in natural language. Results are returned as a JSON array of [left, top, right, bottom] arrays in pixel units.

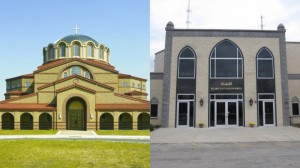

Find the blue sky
[[0, 0, 150, 100]]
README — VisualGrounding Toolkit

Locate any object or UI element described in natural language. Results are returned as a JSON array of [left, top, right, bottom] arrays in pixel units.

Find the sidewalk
[[151, 126, 300, 143], [0, 130, 150, 143]]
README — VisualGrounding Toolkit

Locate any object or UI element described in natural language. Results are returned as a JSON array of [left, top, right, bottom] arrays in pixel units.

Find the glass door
[[177, 102, 189, 127], [264, 101, 275, 126], [215, 101, 238, 127]]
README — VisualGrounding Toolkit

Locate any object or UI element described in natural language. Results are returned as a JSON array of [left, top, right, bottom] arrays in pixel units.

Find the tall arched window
[[257, 47, 274, 78], [292, 97, 299, 116], [49, 46, 55, 60], [178, 47, 195, 78], [210, 40, 243, 78], [99, 46, 104, 60], [59, 44, 66, 57], [71, 66, 82, 75], [87, 44, 93, 58], [151, 97, 159, 118], [73, 43, 80, 57]]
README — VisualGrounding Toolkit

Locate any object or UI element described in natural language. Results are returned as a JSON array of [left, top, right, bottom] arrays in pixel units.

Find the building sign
[[210, 79, 243, 93]]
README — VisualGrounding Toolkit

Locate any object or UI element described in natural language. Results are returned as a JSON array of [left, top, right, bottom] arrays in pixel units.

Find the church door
[[67, 97, 86, 130]]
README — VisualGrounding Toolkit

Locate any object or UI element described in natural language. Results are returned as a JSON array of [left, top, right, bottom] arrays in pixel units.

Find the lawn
[[0, 130, 58, 135], [0, 140, 149, 168], [96, 130, 150, 136]]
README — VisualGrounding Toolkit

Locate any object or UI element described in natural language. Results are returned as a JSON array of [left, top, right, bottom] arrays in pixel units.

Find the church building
[[150, 21, 300, 128], [0, 32, 150, 130]]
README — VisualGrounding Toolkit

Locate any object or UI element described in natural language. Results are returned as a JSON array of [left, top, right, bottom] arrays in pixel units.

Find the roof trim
[[118, 73, 147, 81], [0, 103, 55, 111], [56, 84, 96, 94], [114, 93, 149, 103], [37, 74, 114, 91], [0, 93, 37, 104], [34, 59, 118, 74], [96, 103, 150, 110], [6, 74, 34, 81]]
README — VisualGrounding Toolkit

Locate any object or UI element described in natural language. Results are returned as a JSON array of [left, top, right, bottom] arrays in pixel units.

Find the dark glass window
[[257, 48, 274, 78], [178, 95, 194, 100], [49, 47, 55, 60], [151, 104, 158, 118], [292, 103, 299, 115], [210, 40, 243, 78], [292, 97, 300, 116], [74, 44, 80, 56], [178, 47, 195, 78]]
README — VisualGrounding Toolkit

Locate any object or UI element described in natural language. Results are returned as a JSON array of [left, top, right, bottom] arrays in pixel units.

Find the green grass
[[0, 130, 58, 135], [96, 130, 150, 136], [0, 140, 149, 168]]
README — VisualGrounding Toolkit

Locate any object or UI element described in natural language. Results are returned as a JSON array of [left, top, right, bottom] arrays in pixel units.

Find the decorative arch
[[138, 113, 150, 130], [99, 113, 114, 130], [256, 47, 274, 79], [210, 39, 243, 78], [178, 46, 196, 78], [57, 64, 95, 80], [39, 113, 52, 130], [20, 113, 33, 130], [2, 113, 14, 130], [118, 113, 133, 130], [151, 97, 159, 104]]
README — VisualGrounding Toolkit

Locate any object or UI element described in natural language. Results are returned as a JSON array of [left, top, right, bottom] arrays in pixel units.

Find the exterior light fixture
[[59, 114, 62, 119], [200, 98, 204, 107], [249, 98, 253, 106], [90, 114, 93, 119]]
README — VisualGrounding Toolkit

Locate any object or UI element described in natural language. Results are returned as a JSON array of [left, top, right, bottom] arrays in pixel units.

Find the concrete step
[[57, 130, 96, 136]]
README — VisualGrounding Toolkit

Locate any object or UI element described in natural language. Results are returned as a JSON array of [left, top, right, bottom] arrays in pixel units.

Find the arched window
[[63, 71, 68, 78], [178, 47, 195, 78], [292, 97, 299, 116], [210, 40, 243, 78], [49, 46, 55, 60], [99, 46, 104, 60], [59, 44, 66, 57], [73, 43, 80, 57], [132, 83, 135, 88], [257, 48, 274, 78], [71, 66, 82, 75], [87, 44, 93, 58], [84, 71, 91, 79], [122, 81, 127, 87], [138, 84, 140, 88], [151, 97, 159, 118]]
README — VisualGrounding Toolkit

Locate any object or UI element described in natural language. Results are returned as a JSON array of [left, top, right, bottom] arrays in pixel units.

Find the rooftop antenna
[[260, 15, 264, 30], [186, 0, 191, 29]]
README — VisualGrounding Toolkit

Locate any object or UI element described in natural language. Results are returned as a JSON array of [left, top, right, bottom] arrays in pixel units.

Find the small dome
[[277, 23, 285, 31], [165, 21, 174, 30], [57, 34, 99, 45]]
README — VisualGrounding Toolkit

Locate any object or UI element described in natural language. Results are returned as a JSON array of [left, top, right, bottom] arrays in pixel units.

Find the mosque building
[[151, 22, 300, 128]]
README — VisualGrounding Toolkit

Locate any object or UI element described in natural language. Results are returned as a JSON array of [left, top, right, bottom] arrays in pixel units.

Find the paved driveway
[[151, 126, 300, 143]]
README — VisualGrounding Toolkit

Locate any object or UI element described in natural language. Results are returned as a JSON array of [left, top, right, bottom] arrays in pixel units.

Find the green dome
[[57, 34, 99, 45]]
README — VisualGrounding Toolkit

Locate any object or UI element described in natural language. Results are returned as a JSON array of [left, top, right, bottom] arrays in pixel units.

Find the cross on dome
[[73, 25, 80, 35]]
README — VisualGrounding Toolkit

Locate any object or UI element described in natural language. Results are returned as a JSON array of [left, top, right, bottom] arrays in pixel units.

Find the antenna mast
[[260, 15, 264, 30], [186, 0, 191, 29]]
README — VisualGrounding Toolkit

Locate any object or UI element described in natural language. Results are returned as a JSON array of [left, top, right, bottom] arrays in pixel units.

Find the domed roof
[[57, 34, 99, 45]]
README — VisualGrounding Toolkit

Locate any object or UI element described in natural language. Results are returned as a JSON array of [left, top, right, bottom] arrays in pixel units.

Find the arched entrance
[[66, 97, 87, 130], [39, 113, 52, 130], [119, 113, 132, 130], [138, 113, 150, 130], [100, 113, 114, 130], [2, 113, 14, 130], [20, 113, 33, 130]]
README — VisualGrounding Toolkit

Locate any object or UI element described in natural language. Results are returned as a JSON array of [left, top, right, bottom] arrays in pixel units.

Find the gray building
[[150, 21, 300, 128]]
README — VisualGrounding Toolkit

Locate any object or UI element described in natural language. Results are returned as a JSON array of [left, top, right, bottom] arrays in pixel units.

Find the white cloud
[[150, 0, 300, 71]]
